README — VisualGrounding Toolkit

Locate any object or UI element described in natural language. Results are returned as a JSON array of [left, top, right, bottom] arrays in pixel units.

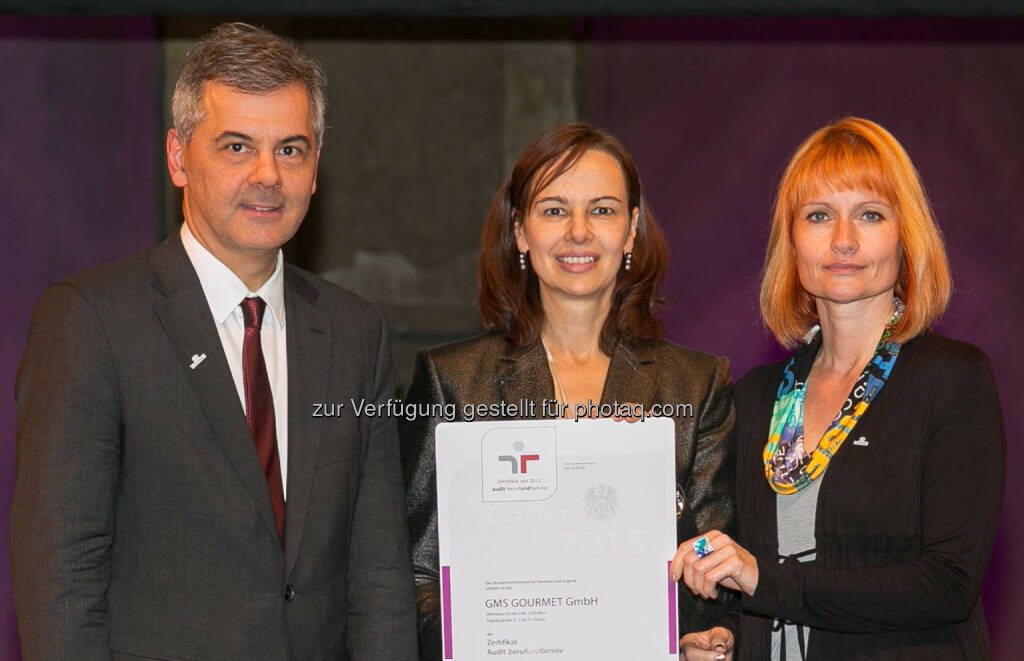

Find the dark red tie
[[241, 297, 285, 543]]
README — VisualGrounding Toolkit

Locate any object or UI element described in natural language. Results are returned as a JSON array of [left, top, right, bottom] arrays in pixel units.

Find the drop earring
[[624, 252, 632, 271], [519, 252, 527, 271]]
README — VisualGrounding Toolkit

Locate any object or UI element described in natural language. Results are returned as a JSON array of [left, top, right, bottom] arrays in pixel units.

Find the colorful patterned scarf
[[763, 299, 904, 495]]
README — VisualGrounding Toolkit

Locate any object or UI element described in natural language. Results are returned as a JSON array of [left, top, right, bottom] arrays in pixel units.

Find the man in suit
[[11, 23, 416, 660]]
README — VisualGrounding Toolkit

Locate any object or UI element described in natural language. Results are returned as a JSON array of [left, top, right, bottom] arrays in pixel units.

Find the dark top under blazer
[[399, 333, 739, 660], [12, 234, 417, 661], [734, 332, 1005, 660]]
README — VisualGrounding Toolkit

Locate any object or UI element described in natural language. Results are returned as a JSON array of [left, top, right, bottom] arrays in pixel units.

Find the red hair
[[761, 117, 952, 348]]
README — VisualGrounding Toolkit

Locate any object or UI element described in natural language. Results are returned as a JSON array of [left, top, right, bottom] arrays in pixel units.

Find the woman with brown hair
[[401, 121, 738, 659], [672, 117, 1005, 660]]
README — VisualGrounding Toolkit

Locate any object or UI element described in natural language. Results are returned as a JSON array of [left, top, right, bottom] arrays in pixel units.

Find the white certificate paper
[[435, 417, 678, 660]]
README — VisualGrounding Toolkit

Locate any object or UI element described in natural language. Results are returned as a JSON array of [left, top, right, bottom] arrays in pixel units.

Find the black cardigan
[[734, 332, 1005, 660]]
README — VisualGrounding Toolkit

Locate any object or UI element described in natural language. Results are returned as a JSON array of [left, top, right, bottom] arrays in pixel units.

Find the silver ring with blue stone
[[692, 536, 714, 559]]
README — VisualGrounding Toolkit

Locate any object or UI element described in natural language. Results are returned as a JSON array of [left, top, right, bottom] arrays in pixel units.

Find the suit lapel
[[600, 342, 659, 407], [282, 268, 328, 577], [149, 235, 282, 546]]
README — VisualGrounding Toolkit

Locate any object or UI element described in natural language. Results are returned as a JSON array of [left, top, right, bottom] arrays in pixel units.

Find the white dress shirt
[[180, 223, 289, 497]]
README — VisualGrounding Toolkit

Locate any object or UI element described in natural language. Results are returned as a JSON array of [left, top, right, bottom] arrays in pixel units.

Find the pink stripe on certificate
[[668, 561, 678, 654], [442, 565, 454, 659]]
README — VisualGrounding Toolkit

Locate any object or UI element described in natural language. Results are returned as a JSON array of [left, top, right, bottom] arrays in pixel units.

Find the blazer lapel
[[149, 235, 283, 546], [495, 341, 660, 414], [496, 342, 555, 414], [282, 268, 329, 578], [600, 342, 659, 408], [751, 369, 782, 549]]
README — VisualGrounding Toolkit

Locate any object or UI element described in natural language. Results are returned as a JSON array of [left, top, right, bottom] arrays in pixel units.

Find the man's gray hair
[[172, 22, 327, 147]]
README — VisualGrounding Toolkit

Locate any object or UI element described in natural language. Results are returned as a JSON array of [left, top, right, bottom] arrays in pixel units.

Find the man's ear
[[311, 147, 321, 195], [166, 129, 188, 188]]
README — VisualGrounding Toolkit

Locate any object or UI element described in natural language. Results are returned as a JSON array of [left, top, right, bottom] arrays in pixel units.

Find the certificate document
[[435, 417, 679, 660]]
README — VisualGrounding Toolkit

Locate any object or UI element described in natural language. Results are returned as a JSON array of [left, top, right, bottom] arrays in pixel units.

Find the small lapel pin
[[189, 353, 207, 370], [852, 436, 869, 447]]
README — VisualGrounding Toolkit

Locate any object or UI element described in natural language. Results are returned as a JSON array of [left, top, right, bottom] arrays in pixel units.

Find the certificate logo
[[497, 441, 540, 474], [481, 426, 557, 502]]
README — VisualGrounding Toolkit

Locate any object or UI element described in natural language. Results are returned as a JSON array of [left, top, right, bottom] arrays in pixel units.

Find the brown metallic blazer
[[399, 333, 738, 660]]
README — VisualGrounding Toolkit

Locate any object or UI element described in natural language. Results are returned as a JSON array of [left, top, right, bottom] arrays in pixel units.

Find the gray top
[[771, 475, 822, 660]]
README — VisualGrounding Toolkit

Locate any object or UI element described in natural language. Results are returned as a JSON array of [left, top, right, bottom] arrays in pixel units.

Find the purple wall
[[588, 17, 1024, 658], [0, 17, 158, 660]]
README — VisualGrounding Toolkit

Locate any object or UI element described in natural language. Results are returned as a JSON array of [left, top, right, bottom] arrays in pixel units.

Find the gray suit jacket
[[12, 234, 417, 660], [399, 333, 739, 660]]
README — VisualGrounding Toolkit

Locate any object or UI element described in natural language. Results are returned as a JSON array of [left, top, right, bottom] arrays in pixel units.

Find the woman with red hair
[[673, 117, 1005, 660]]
